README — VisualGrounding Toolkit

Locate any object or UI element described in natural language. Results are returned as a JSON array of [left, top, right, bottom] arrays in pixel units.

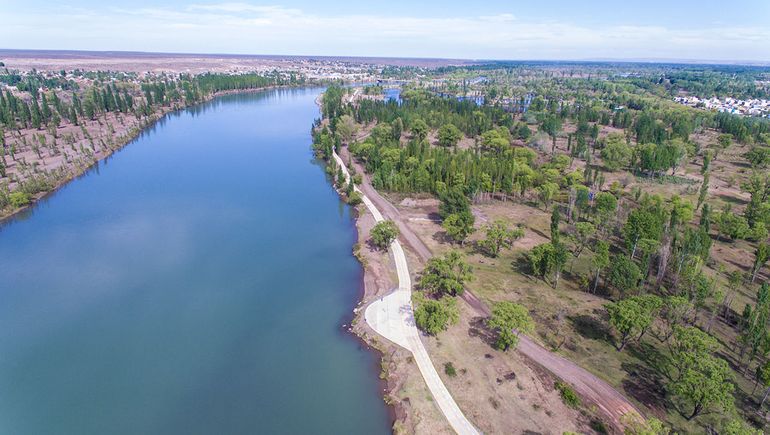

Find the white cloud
[[2, 2, 769, 61], [480, 13, 516, 23]]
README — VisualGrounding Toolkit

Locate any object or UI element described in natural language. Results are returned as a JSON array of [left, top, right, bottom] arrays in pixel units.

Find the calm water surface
[[0, 88, 391, 434]]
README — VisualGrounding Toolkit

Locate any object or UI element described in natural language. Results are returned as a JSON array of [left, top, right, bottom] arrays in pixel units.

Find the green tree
[[370, 220, 399, 250], [594, 192, 618, 228], [516, 123, 531, 140], [716, 210, 749, 241], [336, 114, 358, 144], [550, 208, 561, 244], [721, 419, 762, 435], [717, 133, 732, 150], [600, 133, 632, 171], [537, 182, 559, 210], [571, 222, 596, 260], [442, 211, 475, 245], [481, 220, 524, 257], [540, 114, 562, 157], [487, 301, 534, 351], [527, 242, 568, 288], [410, 118, 428, 141], [745, 146, 770, 168], [751, 242, 770, 283], [697, 171, 710, 210], [606, 296, 660, 351], [623, 416, 670, 435], [623, 208, 665, 258], [669, 325, 719, 380], [439, 187, 470, 219], [479, 129, 510, 154], [413, 294, 459, 335], [418, 251, 473, 296], [701, 150, 713, 174], [607, 255, 642, 296], [670, 354, 733, 420], [657, 296, 694, 341], [437, 123, 462, 147], [322, 85, 344, 119]]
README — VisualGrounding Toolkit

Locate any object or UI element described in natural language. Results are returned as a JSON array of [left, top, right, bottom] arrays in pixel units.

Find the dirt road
[[339, 143, 642, 430]]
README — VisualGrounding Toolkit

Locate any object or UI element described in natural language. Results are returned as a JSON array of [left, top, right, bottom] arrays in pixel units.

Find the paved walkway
[[332, 148, 480, 435], [337, 142, 641, 431]]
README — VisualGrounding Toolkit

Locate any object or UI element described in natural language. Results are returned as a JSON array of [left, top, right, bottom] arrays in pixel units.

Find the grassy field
[[381, 117, 770, 433]]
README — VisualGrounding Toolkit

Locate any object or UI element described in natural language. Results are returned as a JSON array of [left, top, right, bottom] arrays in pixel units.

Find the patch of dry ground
[[351, 205, 453, 434]]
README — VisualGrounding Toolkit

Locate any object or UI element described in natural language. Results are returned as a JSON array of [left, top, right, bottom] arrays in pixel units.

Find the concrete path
[[332, 148, 480, 435], [337, 142, 641, 430]]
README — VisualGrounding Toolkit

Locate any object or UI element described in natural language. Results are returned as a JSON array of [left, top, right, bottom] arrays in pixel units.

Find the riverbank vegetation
[[0, 68, 305, 218], [314, 60, 770, 433]]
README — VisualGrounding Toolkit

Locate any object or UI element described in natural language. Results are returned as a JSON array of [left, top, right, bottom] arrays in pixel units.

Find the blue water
[[384, 88, 402, 105], [0, 88, 390, 435]]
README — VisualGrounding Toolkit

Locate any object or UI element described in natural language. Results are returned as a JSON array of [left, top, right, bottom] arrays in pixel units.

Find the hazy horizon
[[1, 48, 768, 68], [2, 0, 769, 63]]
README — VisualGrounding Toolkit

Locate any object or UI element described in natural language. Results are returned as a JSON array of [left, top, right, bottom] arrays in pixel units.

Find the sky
[[1, 0, 769, 62]]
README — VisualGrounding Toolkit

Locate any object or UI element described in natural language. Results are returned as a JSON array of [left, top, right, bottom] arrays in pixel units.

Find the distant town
[[674, 95, 770, 118]]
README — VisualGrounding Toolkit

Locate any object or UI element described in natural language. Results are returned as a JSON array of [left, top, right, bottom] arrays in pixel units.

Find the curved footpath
[[337, 143, 641, 431], [332, 148, 480, 435]]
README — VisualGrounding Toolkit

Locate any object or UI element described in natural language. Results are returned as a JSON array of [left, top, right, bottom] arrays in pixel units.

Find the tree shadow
[[364, 238, 386, 252], [570, 313, 611, 342], [470, 240, 494, 257], [627, 341, 671, 380], [717, 192, 748, 206], [512, 255, 533, 275], [431, 230, 453, 246], [620, 361, 668, 416], [468, 316, 498, 349], [529, 227, 550, 240]]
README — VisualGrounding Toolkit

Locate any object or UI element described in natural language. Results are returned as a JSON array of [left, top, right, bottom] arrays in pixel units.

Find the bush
[[413, 294, 459, 335], [9, 191, 31, 208], [347, 191, 363, 206], [554, 381, 581, 408], [444, 362, 457, 377], [487, 301, 533, 351], [418, 251, 472, 296], [370, 220, 399, 249]]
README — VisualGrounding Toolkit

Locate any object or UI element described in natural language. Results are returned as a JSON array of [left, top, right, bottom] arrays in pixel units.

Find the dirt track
[[340, 143, 643, 431]]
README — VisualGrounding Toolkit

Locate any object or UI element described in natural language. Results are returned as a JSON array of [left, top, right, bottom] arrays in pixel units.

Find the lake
[[0, 88, 391, 435]]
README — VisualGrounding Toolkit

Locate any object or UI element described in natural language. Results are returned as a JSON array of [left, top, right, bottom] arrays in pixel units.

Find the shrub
[[554, 381, 581, 408], [413, 294, 459, 335], [347, 191, 363, 206], [9, 191, 31, 208], [487, 301, 534, 350], [444, 362, 457, 377], [370, 220, 399, 249], [418, 251, 472, 296]]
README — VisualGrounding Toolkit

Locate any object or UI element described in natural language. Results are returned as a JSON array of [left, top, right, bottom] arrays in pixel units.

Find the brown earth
[[340, 143, 642, 433], [0, 49, 474, 73]]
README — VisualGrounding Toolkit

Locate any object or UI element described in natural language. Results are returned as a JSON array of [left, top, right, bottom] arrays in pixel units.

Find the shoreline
[[0, 86, 403, 431], [340, 205, 401, 430], [321, 160, 406, 432], [0, 84, 294, 226], [2, 86, 404, 432], [311, 93, 415, 431]]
